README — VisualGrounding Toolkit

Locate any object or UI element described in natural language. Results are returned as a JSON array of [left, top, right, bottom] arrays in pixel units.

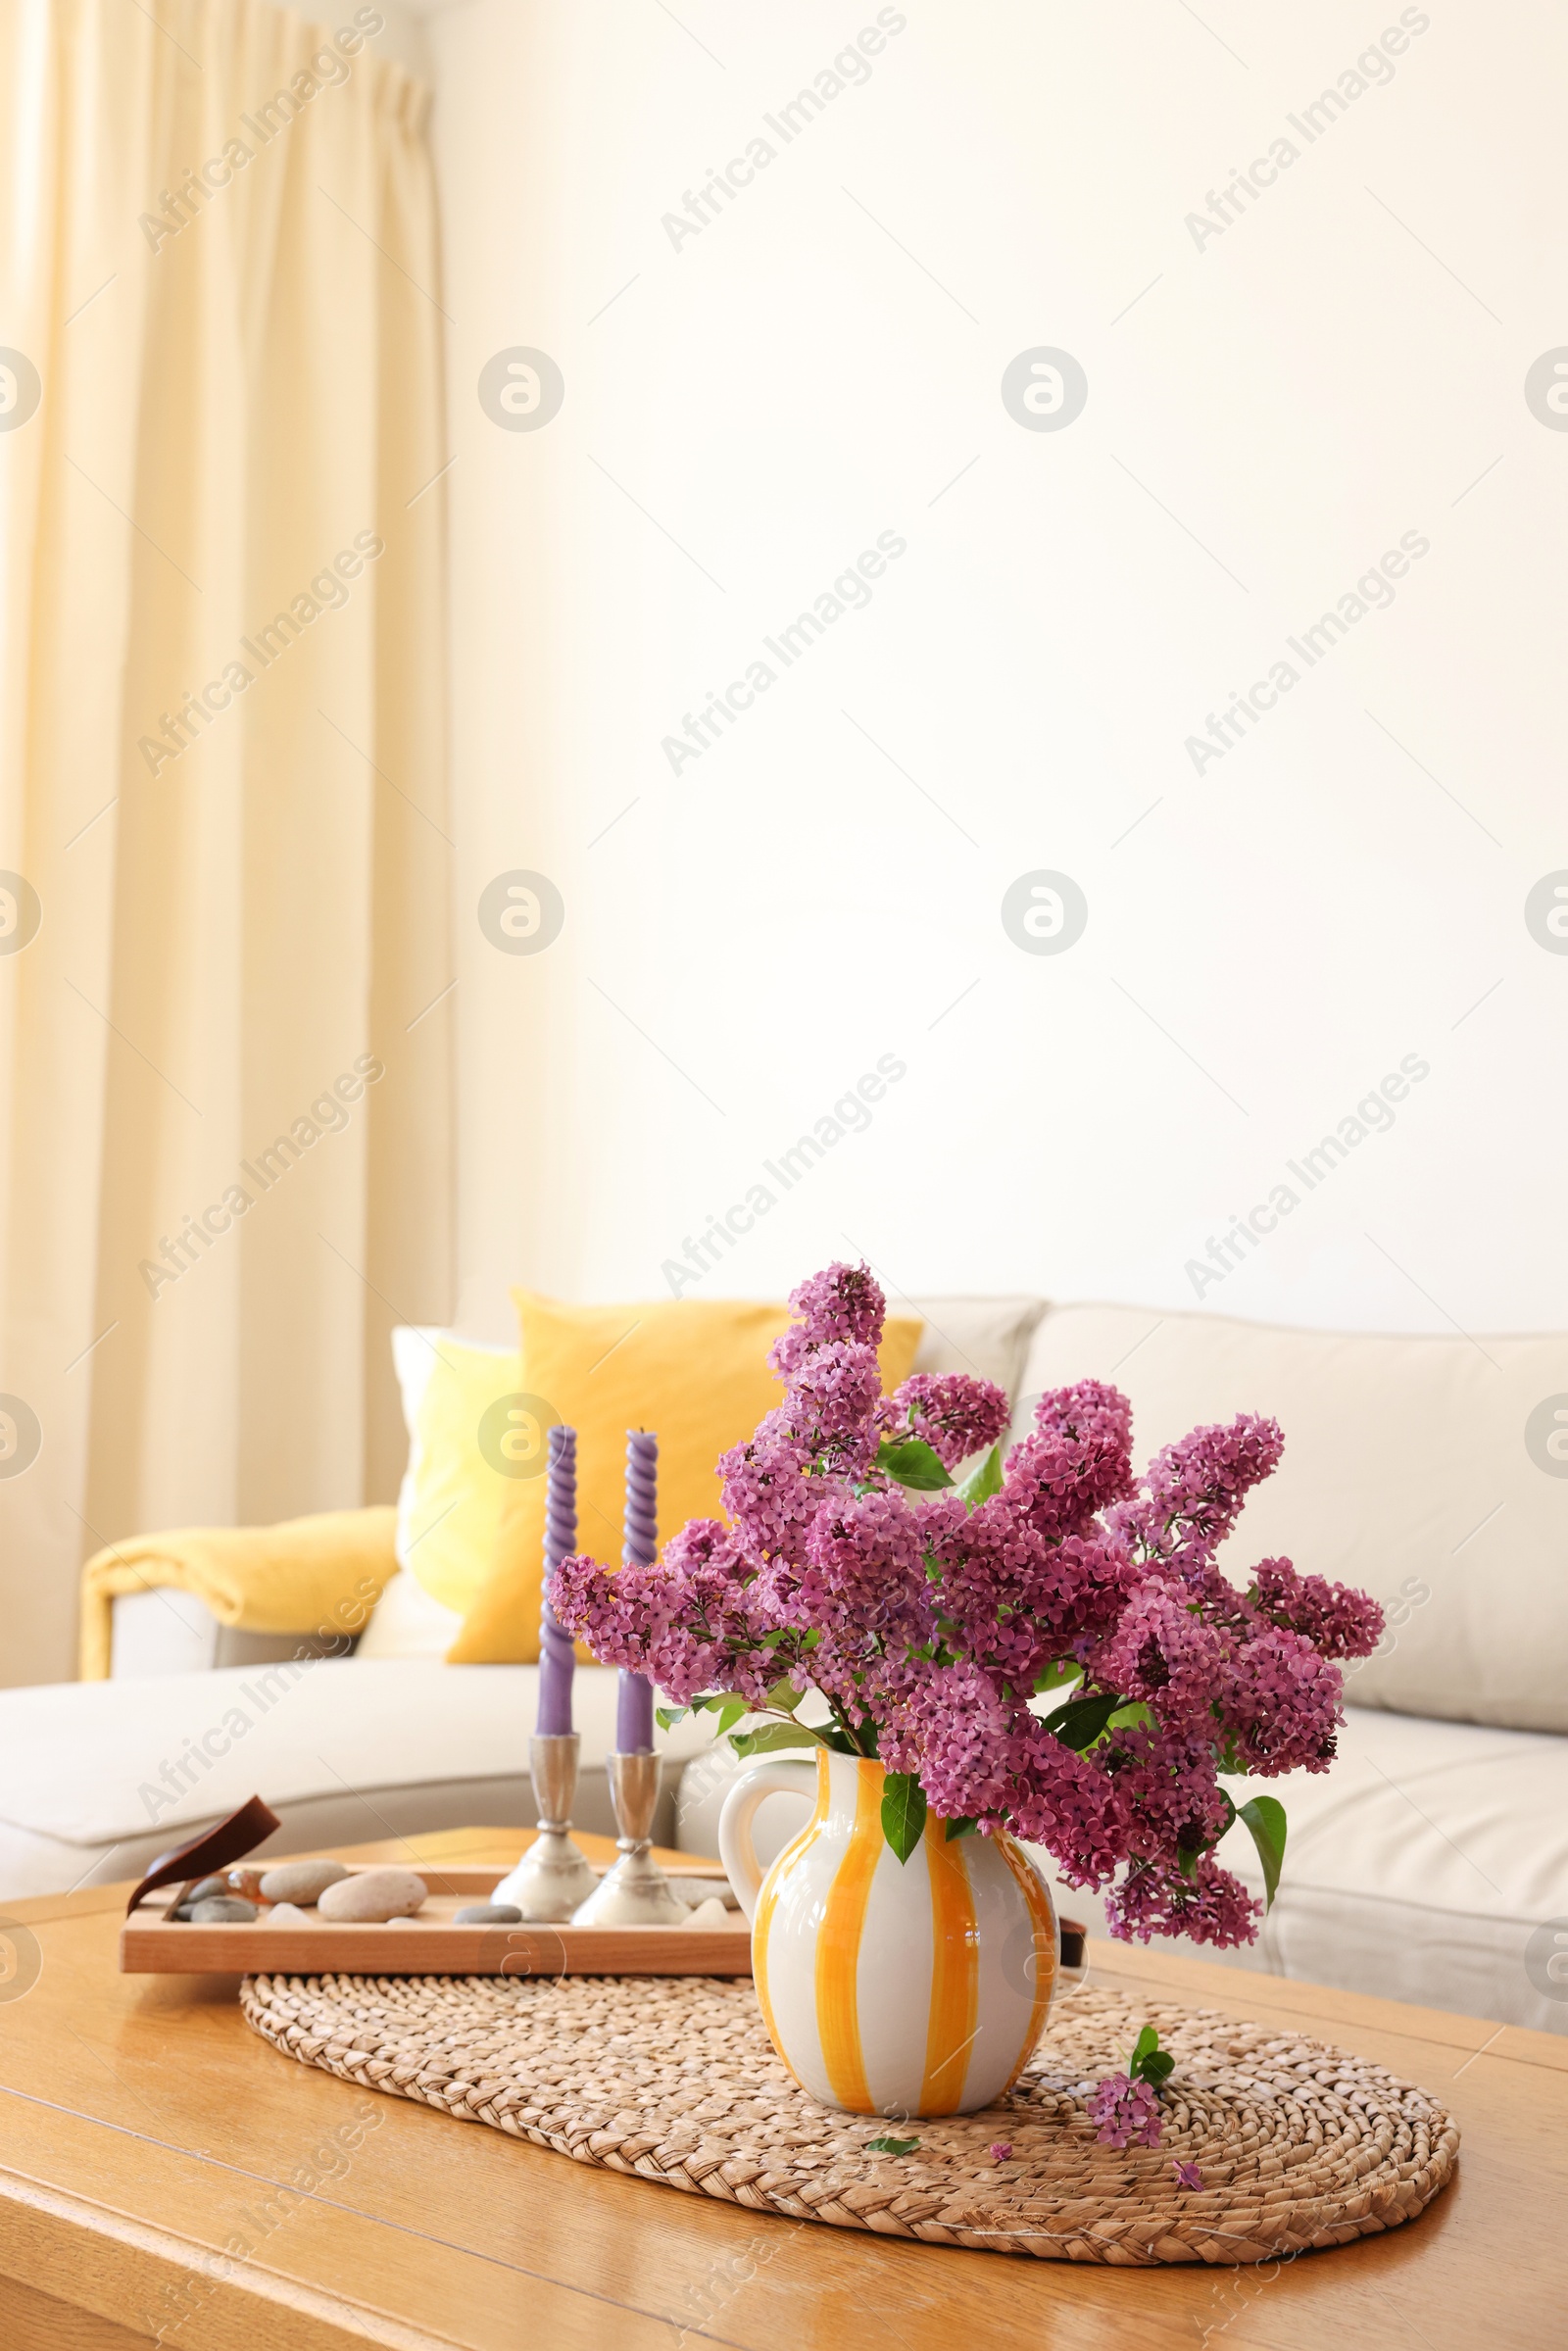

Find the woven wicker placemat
[[240, 1971, 1457, 2264]]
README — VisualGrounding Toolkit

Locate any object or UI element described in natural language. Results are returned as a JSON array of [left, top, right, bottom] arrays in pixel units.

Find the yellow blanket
[[78, 1506, 398, 1680]]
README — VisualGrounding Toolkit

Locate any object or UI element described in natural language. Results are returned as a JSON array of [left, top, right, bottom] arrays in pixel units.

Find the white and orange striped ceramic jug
[[718, 1748, 1056, 2118]]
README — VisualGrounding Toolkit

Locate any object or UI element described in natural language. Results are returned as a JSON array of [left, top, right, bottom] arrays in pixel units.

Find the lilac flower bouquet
[[550, 1262, 1384, 1946]]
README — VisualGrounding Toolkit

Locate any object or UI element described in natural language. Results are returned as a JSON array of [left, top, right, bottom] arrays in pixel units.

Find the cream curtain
[[0, 0, 452, 1686]]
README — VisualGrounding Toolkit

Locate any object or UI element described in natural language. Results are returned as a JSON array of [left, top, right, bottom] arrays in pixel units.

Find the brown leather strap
[[124, 1794, 281, 1912]]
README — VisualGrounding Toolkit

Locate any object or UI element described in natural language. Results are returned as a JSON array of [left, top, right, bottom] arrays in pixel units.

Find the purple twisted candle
[[615, 1428, 658, 1752], [536, 1423, 577, 1737]]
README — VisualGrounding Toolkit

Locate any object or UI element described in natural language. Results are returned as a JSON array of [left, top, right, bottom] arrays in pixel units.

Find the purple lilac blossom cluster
[[548, 1262, 1383, 1948], [1086, 2074, 1163, 2150]]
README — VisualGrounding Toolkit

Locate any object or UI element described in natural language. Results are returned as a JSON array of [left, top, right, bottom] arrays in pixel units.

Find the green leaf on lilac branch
[[944, 1816, 978, 1841], [956, 1443, 1003, 1512], [728, 1722, 831, 1759], [875, 1437, 955, 1491], [712, 1695, 750, 1735], [1128, 2026, 1175, 2089], [1236, 1795, 1288, 1911], [1107, 1700, 1154, 1734], [881, 1771, 927, 1863], [654, 1706, 687, 1730], [1033, 1659, 1083, 1696], [1043, 1690, 1122, 1751], [765, 1677, 804, 1713]]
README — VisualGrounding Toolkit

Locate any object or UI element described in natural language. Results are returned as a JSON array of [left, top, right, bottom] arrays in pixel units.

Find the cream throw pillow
[[1017, 1302, 1568, 1737], [356, 1568, 465, 1661]]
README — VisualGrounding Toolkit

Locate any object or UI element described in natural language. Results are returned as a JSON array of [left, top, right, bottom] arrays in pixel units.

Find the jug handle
[[717, 1759, 817, 1921]]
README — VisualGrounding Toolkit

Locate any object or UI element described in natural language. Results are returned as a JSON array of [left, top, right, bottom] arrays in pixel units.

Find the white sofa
[[0, 1300, 1044, 1898], [5, 1297, 1564, 2035]]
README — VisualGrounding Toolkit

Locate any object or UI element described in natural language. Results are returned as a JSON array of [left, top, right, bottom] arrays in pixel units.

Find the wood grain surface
[[122, 1861, 753, 1978], [0, 1824, 1560, 2350]]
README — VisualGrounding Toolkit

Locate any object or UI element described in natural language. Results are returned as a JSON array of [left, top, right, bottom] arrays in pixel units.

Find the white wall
[[425, 0, 1568, 1347]]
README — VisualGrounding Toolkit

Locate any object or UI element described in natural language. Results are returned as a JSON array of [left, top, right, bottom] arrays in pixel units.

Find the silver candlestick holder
[[491, 1734, 599, 1922], [570, 1750, 689, 1928]]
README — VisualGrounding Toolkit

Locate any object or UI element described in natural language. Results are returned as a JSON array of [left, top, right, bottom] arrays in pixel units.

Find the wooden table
[[0, 1827, 1559, 2350]]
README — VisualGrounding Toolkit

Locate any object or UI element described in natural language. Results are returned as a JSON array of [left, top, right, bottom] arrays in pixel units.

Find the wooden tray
[[121, 1864, 754, 1978]]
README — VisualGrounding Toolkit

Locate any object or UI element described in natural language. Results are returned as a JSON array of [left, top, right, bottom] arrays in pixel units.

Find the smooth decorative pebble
[[263, 1902, 310, 1925], [384, 1916, 421, 1927], [223, 1867, 270, 1902], [318, 1867, 427, 1923], [189, 1896, 258, 1923], [454, 1903, 522, 1925], [680, 1897, 732, 1931], [259, 1858, 351, 1905], [188, 1876, 230, 1902]]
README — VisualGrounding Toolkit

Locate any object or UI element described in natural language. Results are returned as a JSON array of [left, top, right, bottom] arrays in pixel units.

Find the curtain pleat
[[0, 0, 452, 1685]]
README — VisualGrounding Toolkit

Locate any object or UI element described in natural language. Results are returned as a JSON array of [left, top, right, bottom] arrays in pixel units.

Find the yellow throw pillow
[[447, 1292, 924, 1663], [392, 1327, 521, 1616]]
